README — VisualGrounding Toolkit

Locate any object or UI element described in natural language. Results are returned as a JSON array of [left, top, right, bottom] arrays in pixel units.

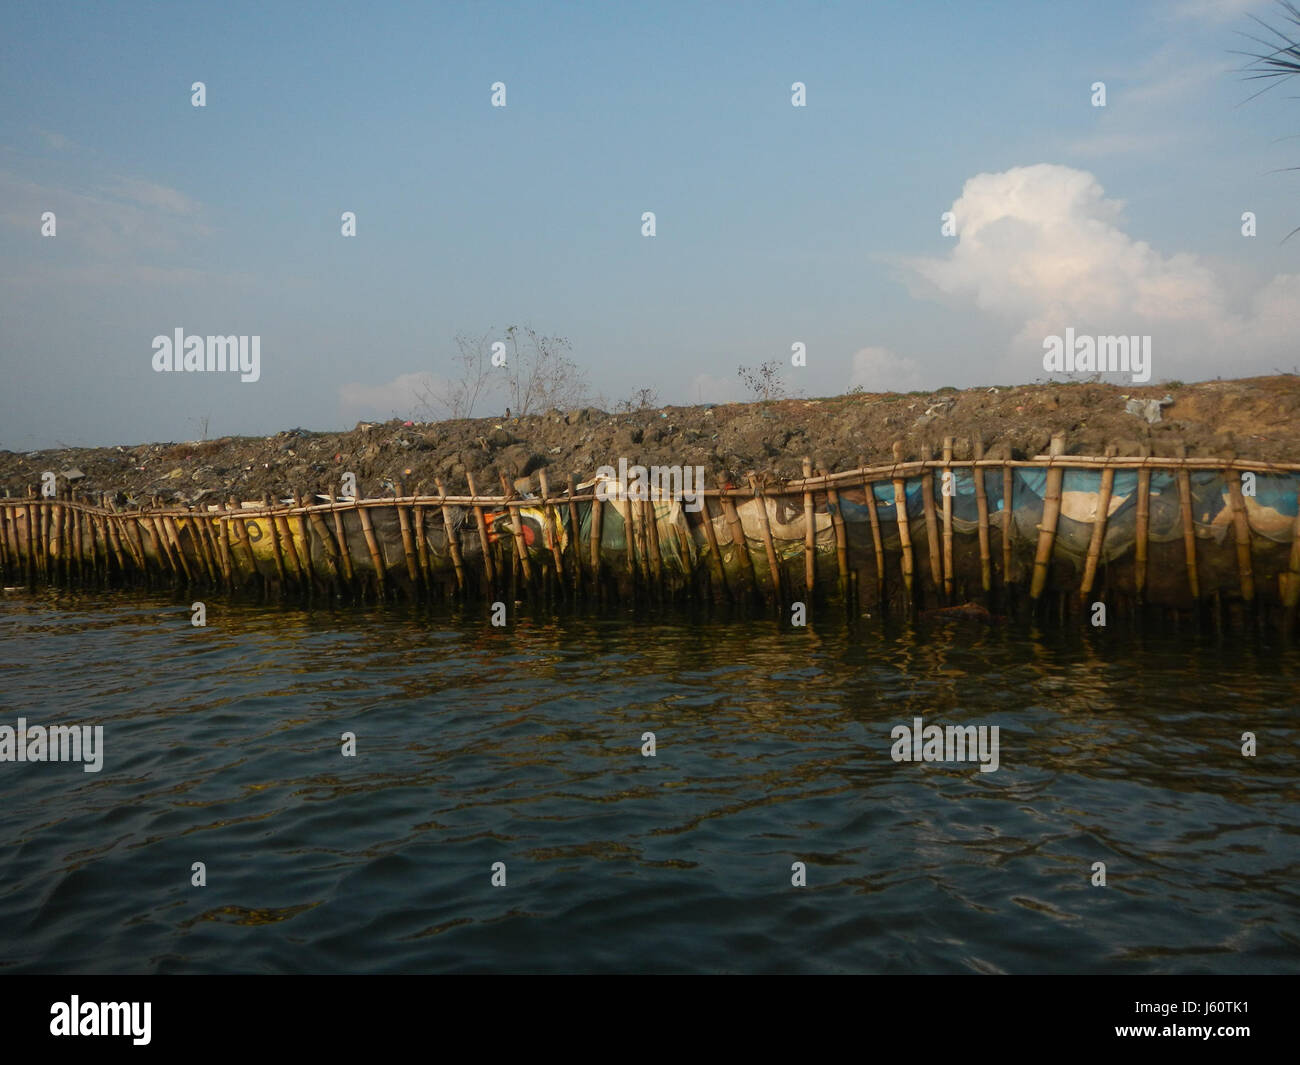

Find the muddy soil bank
[[4, 376, 1298, 504]]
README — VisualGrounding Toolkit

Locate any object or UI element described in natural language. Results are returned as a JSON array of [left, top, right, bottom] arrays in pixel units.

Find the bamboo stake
[[434, 478, 466, 595], [1135, 445, 1151, 604], [538, 469, 566, 588], [720, 488, 758, 600], [859, 472, 885, 606], [226, 499, 255, 584], [211, 507, 233, 588], [941, 437, 954, 601], [821, 468, 850, 604], [52, 498, 64, 583], [357, 503, 387, 599], [264, 494, 289, 587], [1030, 433, 1066, 601], [1284, 484, 1300, 611], [589, 490, 604, 584], [276, 504, 307, 589], [973, 439, 991, 594], [891, 443, 915, 608], [801, 457, 816, 598], [306, 506, 343, 587], [750, 474, 782, 604], [329, 493, 355, 584], [163, 514, 193, 585], [395, 483, 421, 587], [499, 472, 535, 588], [1226, 468, 1255, 603], [412, 502, 432, 594], [1079, 445, 1118, 603], [566, 473, 583, 595], [465, 471, 496, 590], [698, 495, 727, 598], [190, 508, 217, 586], [294, 491, 317, 594], [644, 496, 665, 592], [920, 443, 942, 599], [1175, 444, 1200, 601]]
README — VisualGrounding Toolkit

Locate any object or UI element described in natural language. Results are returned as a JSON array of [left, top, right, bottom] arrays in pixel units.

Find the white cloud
[[850, 347, 926, 392], [338, 371, 439, 422], [908, 163, 1300, 382]]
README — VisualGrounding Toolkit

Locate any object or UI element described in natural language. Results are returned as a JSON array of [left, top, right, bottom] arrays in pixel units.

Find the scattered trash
[[61, 467, 85, 482], [1124, 395, 1174, 424]]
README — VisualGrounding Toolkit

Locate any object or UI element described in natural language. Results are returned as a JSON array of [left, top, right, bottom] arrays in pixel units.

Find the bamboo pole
[[465, 471, 496, 590], [190, 508, 218, 586], [720, 488, 758, 600], [357, 504, 387, 599], [973, 439, 991, 594], [277, 502, 307, 589], [588, 490, 605, 587], [821, 469, 850, 605], [566, 473, 583, 595], [499, 472, 535, 588], [329, 493, 355, 585], [1284, 484, 1300, 611], [52, 498, 65, 583], [395, 484, 421, 587], [1079, 445, 1118, 603], [1030, 433, 1066, 601], [941, 437, 954, 601], [209, 507, 232, 588], [264, 494, 289, 587], [698, 495, 727, 598], [434, 478, 466, 595], [1175, 444, 1200, 601], [227, 499, 255, 585], [294, 491, 317, 594], [750, 473, 782, 604], [891, 443, 915, 608], [1226, 468, 1255, 603], [538, 470, 566, 588], [306, 506, 343, 587], [802, 457, 816, 598], [1135, 445, 1151, 604], [920, 443, 942, 600], [644, 495, 665, 592]]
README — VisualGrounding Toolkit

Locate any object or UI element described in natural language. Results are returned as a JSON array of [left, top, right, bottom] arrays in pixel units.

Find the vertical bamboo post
[[801, 458, 816, 598], [538, 470, 566, 588], [306, 504, 343, 589], [891, 443, 915, 608], [920, 443, 942, 599], [698, 494, 727, 599], [1079, 445, 1118, 603], [1226, 465, 1255, 603], [264, 494, 289, 588], [566, 473, 583, 595], [820, 471, 850, 605], [588, 485, 604, 586], [1175, 443, 1200, 601], [720, 487, 758, 601], [277, 501, 307, 590], [357, 503, 387, 599], [190, 507, 218, 586], [395, 482, 422, 588], [329, 493, 355, 585], [859, 472, 885, 606], [434, 478, 466, 595], [973, 439, 992, 595], [499, 472, 535, 588], [644, 495, 665, 593], [750, 473, 783, 605], [294, 491, 318, 594], [51, 496, 65, 584], [465, 471, 496, 591], [1284, 479, 1300, 612], [941, 436, 955, 601], [1135, 445, 1151, 604], [1030, 432, 1066, 601], [1001, 462, 1014, 591]]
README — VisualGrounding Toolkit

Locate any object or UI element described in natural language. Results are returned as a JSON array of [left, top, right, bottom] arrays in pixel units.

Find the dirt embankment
[[3, 377, 1298, 504]]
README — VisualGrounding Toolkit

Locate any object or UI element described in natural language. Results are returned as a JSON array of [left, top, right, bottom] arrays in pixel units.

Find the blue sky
[[2, 0, 1298, 448]]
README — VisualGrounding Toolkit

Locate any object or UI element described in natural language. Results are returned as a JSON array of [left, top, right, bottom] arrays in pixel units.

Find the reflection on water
[[0, 588, 1296, 973]]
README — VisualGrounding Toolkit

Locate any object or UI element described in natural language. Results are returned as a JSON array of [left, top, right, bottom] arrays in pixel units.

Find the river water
[[0, 589, 1296, 974]]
